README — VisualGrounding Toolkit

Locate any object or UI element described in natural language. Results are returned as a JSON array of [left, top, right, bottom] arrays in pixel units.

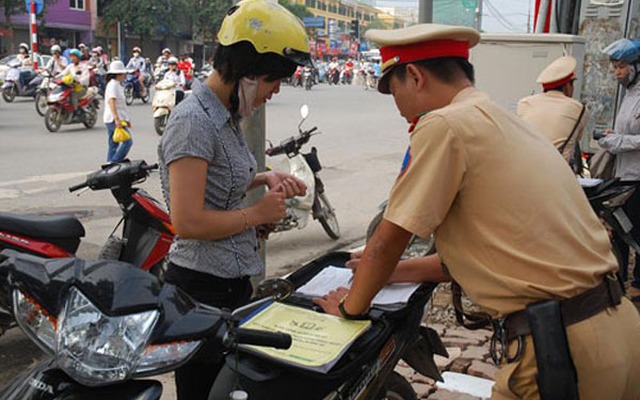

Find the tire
[[141, 90, 150, 103], [315, 191, 340, 239], [2, 85, 16, 102], [35, 91, 48, 116], [154, 114, 168, 136], [376, 371, 418, 400], [125, 86, 134, 105], [44, 107, 62, 132], [82, 104, 98, 128], [367, 208, 436, 258]]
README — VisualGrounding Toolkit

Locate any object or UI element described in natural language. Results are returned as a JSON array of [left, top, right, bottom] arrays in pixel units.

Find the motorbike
[[579, 177, 640, 281], [327, 67, 340, 85], [1, 59, 40, 103], [341, 68, 353, 85], [365, 68, 379, 91], [124, 70, 151, 105], [43, 76, 100, 132], [0, 159, 174, 337], [34, 71, 56, 116], [152, 79, 178, 136], [266, 105, 340, 240], [302, 66, 313, 91], [0, 250, 447, 400]]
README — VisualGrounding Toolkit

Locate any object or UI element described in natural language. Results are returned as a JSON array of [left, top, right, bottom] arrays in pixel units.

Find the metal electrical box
[[469, 33, 586, 114]]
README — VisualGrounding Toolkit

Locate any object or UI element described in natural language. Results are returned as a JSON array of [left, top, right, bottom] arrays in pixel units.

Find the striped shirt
[[158, 80, 261, 278]]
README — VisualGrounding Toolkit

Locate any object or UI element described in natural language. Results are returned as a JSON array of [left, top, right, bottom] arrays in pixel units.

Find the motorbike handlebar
[[234, 328, 292, 349], [68, 182, 88, 192]]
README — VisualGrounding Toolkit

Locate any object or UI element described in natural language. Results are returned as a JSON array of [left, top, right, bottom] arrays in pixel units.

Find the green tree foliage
[[101, 0, 187, 42], [192, 0, 234, 43], [278, 0, 313, 20], [364, 17, 389, 33]]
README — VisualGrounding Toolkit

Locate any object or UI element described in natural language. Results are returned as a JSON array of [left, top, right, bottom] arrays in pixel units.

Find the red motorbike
[[43, 76, 100, 132], [0, 160, 174, 337]]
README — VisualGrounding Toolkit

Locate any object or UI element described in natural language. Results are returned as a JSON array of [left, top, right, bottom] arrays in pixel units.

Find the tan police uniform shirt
[[516, 91, 587, 162], [384, 87, 616, 318]]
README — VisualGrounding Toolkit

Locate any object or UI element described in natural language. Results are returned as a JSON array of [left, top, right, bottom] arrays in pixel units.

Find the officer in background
[[517, 56, 588, 171], [314, 24, 640, 400]]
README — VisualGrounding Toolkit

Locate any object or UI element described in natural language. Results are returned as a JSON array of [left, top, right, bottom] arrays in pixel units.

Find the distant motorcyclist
[[156, 47, 172, 70], [16, 43, 34, 88], [58, 48, 90, 115], [44, 45, 68, 75], [164, 56, 185, 104], [89, 47, 107, 93], [177, 54, 193, 89], [126, 46, 148, 97], [77, 43, 90, 61]]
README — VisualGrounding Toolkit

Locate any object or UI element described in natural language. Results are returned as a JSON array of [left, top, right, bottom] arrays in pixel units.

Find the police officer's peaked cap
[[536, 56, 577, 90], [365, 24, 480, 94]]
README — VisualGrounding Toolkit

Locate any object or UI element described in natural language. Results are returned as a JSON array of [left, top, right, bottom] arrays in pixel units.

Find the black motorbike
[[579, 177, 640, 279], [0, 251, 446, 400]]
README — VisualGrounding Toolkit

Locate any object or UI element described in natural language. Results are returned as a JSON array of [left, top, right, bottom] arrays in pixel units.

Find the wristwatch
[[338, 296, 368, 320]]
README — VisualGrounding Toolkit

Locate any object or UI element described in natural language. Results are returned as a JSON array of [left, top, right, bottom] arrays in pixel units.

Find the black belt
[[490, 274, 622, 364]]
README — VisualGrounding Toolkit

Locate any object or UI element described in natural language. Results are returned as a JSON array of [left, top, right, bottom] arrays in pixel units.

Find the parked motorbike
[[266, 105, 340, 239], [1, 59, 40, 102], [43, 76, 99, 132], [579, 177, 640, 280], [0, 159, 174, 337], [0, 251, 446, 400], [34, 71, 56, 116], [152, 79, 178, 136], [124, 70, 150, 105]]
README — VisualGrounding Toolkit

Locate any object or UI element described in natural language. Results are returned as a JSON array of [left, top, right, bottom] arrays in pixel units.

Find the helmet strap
[[627, 62, 640, 88]]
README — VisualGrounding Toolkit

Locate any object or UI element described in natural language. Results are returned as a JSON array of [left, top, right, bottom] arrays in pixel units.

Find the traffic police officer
[[517, 56, 588, 167], [314, 24, 640, 400]]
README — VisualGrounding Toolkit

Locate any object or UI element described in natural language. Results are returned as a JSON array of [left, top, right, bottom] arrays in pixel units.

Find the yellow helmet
[[217, 0, 311, 66]]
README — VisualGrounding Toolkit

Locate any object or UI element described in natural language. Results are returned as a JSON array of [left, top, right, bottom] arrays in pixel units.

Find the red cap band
[[380, 39, 470, 73], [542, 73, 575, 90]]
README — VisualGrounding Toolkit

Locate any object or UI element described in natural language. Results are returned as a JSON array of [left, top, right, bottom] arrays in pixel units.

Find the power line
[[484, 0, 519, 31]]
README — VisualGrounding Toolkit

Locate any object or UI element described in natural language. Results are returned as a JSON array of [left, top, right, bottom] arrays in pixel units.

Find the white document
[[296, 265, 420, 306]]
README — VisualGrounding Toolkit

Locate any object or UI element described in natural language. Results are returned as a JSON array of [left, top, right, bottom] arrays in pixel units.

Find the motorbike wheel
[[376, 372, 418, 400], [154, 114, 168, 136], [44, 108, 62, 132], [35, 91, 48, 116], [315, 191, 340, 240], [141, 90, 150, 104], [2, 86, 16, 103], [125, 86, 134, 105], [367, 209, 436, 259], [150, 260, 168, 284], [83, 104, 98, 129]]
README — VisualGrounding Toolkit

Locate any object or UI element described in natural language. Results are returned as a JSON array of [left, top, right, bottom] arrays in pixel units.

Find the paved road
[[0, 81, 411, 392]]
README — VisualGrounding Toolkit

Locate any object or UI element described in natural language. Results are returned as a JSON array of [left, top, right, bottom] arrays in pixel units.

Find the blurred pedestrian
[[103, 60, 132, 163]]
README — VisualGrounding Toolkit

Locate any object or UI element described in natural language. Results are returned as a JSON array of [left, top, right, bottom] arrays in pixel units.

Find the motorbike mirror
[[253, 278, 294, 301], [300, 104, 309, 120]]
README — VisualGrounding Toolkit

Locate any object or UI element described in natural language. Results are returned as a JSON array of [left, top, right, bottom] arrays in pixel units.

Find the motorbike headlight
[[12, 290, 57, 354], [56, 287, 159, 386], [133, 340, 202, 375]]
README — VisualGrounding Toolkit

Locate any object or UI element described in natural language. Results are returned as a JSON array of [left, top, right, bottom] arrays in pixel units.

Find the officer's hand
[[253, 189, 286, 224], [345, 249, 364, 271], [312, 287, 349, 318]]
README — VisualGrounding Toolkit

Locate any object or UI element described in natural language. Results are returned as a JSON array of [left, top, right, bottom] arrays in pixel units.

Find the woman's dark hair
[[393, 57, 475, 85], [213, 41, 298, 83]]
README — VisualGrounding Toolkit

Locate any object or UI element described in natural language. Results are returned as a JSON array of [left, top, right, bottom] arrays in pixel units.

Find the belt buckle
[[490, 318, 524, 365]]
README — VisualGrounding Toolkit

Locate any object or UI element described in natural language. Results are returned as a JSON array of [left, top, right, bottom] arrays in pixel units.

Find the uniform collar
[[192, 79, 232, 131]]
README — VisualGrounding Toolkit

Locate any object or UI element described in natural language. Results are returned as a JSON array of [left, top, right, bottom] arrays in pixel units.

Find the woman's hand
[[264, 171, 307, 198], [251, 188, 287, 225]]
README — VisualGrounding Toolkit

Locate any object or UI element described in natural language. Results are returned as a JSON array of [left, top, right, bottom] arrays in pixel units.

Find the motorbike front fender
[[1, 81, 14, 90], [401, 325, 448, 383], [0, 357, 163, 400], [153, 107, 169, 118]]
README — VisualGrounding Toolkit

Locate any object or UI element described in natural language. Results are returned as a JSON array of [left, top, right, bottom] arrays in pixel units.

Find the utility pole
[[475, 0, 483, 31], [419, 0, 433, 24]]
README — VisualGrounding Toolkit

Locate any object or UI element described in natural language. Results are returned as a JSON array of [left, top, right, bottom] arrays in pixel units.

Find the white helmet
[[162, 48, 172, 55], [51, 45, 61, 54], [19, 43, 29, 51], [168, 56, 178, 64]]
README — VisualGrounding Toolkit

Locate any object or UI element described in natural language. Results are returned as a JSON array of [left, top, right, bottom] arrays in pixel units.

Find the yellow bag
[[112, 124, 131, 143]]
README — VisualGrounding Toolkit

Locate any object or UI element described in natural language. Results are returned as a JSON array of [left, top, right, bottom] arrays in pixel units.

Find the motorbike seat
[[0, 212, 85, 239]]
